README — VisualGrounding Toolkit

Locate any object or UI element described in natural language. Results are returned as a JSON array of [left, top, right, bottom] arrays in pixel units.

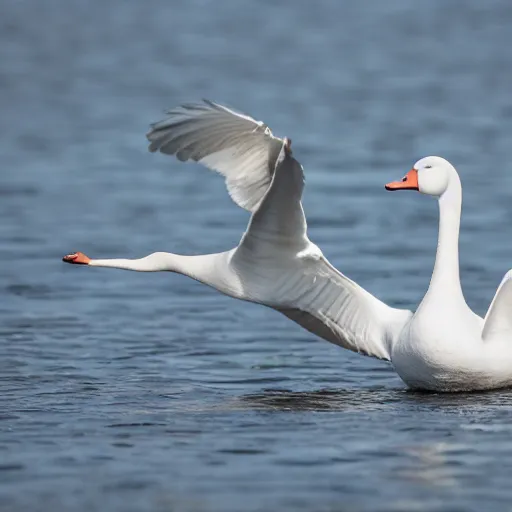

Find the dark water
[[2, 1, 512, 510]]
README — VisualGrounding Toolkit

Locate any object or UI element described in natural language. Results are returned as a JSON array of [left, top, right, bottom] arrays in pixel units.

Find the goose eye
[[425, 165, 432, 169]]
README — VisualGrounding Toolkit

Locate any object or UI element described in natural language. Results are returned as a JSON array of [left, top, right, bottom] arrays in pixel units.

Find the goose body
[[63, 101, 512, 392]]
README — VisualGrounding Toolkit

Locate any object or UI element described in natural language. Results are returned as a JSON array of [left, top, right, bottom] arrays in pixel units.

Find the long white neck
[[423, 174, 465, 305], [89, 251, 239, 296]]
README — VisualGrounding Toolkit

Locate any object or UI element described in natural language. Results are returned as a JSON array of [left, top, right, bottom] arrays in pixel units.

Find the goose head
[[385, 156, 457, 197]]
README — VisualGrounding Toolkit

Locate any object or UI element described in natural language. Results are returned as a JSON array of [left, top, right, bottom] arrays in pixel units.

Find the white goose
[[63, 100, 410, 362], [62, 101, 512, 392], [385, 158, 512, 391]]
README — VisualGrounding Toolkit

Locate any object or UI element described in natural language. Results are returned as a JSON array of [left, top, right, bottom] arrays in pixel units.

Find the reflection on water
[[235, 388, 404, 411], [398, 442, 460, 489], [232, 386, 512, 412]]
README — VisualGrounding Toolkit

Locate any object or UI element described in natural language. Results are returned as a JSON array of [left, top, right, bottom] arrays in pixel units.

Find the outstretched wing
[[238, 141, 307, 252], [232, 144, 412, 361], [482, 270, 512, 341], [147, 100, 284, 211], [275, 256, 413, 361]]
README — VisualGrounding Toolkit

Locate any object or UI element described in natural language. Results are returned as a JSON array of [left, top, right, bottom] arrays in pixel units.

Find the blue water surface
[[2, 1, 512, 510]]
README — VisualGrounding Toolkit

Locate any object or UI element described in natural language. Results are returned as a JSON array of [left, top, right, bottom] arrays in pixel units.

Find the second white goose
[[63, 101, 411, 363]]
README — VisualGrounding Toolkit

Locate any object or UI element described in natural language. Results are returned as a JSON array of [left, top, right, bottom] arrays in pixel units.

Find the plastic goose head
[[385, 156, 457, 198]]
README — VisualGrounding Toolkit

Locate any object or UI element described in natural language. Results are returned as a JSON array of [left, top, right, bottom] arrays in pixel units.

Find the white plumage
[[147, 100, 284, 211]]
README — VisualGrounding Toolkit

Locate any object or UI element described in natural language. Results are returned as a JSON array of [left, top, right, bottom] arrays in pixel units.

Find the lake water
[[2, 1, 512, 510]]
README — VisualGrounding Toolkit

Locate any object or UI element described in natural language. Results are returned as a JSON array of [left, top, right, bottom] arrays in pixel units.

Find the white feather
[[147, 100, 283, 211]]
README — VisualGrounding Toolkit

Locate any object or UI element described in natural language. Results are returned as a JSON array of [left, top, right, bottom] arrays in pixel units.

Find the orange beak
[[62, 251, 91, 265], [385, 169, 419, 191]]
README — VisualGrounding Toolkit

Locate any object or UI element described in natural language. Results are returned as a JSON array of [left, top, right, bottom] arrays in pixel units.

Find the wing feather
[[482, 270, 512, 341], [275, 257, 413, 360], [227, 144, 411, 360], [147, 100, 284, 211]]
